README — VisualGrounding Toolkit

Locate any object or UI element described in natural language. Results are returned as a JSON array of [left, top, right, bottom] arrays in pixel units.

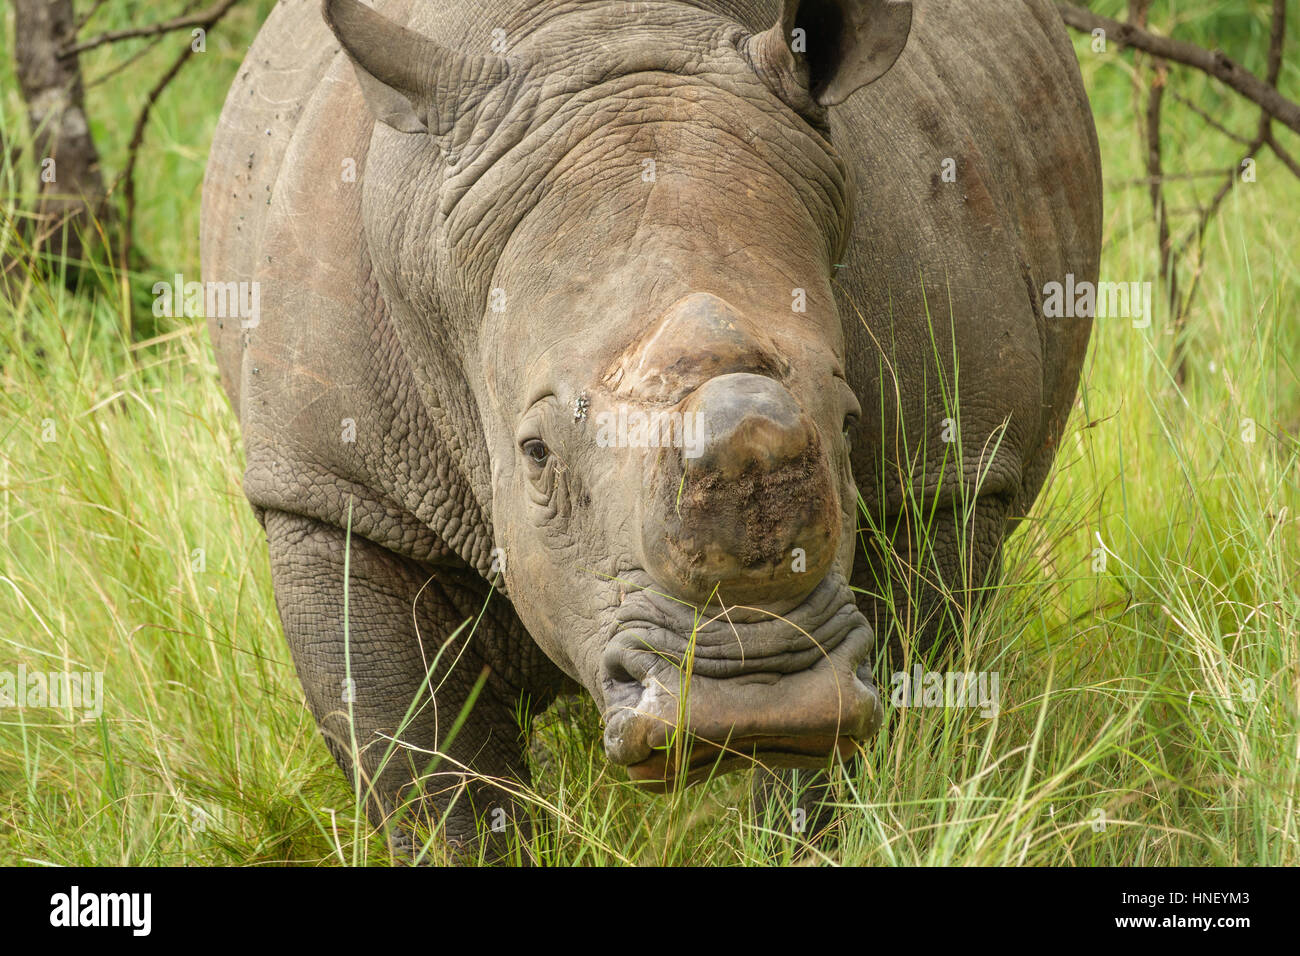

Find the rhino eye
[[842, 414, 858, 441], [522, 438, 549, 465]]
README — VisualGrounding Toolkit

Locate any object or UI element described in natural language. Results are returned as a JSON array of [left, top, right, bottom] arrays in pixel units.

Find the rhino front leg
[[263, 509, 559, 861]]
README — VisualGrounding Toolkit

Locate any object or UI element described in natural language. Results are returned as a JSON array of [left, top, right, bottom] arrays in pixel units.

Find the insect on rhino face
[[325, 0, 915, 787]]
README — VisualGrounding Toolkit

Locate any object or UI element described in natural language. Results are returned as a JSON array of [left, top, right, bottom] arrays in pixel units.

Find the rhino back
[[201, 0, 341, 412]]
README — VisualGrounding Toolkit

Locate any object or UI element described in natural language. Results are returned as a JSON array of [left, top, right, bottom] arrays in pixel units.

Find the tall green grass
[[0, 1, 1296, 865]]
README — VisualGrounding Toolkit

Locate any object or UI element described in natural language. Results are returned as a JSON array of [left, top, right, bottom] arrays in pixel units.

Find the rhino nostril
[[599, 642, 645, 710], [604, 657, 634, 687]]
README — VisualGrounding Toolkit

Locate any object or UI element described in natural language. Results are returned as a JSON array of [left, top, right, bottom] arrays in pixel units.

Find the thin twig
[[59, 0, 241, 58], [1167, 90, 1255, 145], [1116, 168, 1241, 187], [1128, 0, 1152, 143], [86, 0, 205, 88], [1263, 128, 1300, 179], [73, 0, 111, 36], [109, 0, 243, 335], [114, 43, 197, 279], [1144, 62, 1187, 383]]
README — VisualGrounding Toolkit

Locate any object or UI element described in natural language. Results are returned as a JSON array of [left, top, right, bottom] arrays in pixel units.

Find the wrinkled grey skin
[[202, 0, 1100, 855]]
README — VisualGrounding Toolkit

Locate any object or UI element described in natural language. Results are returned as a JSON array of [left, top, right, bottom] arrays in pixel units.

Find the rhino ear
[[322, 0, 508, 134], [752, 0, 912, 107]]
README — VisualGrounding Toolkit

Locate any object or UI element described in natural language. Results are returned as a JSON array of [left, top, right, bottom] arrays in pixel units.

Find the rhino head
[[323, 0, 913, 788]]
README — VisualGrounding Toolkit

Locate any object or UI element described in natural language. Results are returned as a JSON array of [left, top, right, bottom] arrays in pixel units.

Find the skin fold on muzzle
[[600, 570, 884, 790]]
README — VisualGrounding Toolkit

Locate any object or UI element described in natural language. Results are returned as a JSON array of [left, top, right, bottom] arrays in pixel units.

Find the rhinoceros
[[201, 0, 1100, 852]]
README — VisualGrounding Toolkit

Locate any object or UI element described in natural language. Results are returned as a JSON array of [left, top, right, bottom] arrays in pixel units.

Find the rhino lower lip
[[602, 646, 884, 773], [624, 735, 860, 792], [599, 573, 882, 774]]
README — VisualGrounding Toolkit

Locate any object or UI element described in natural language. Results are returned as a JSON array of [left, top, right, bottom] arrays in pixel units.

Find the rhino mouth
[[599, 571, 883, 784], [624, 734, 862, 792]]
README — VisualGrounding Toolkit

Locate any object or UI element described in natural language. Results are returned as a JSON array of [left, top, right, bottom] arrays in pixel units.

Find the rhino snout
[[639, 372, 841, 606]]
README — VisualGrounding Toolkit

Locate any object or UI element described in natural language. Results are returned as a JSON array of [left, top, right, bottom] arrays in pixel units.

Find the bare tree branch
[[1172, 2, 1286, 369], [1265, 0, 1286, 88], [1059, 0, 1294, 385], [1056, 2, 1300, 136], [1144, 63, 1187, 381]]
